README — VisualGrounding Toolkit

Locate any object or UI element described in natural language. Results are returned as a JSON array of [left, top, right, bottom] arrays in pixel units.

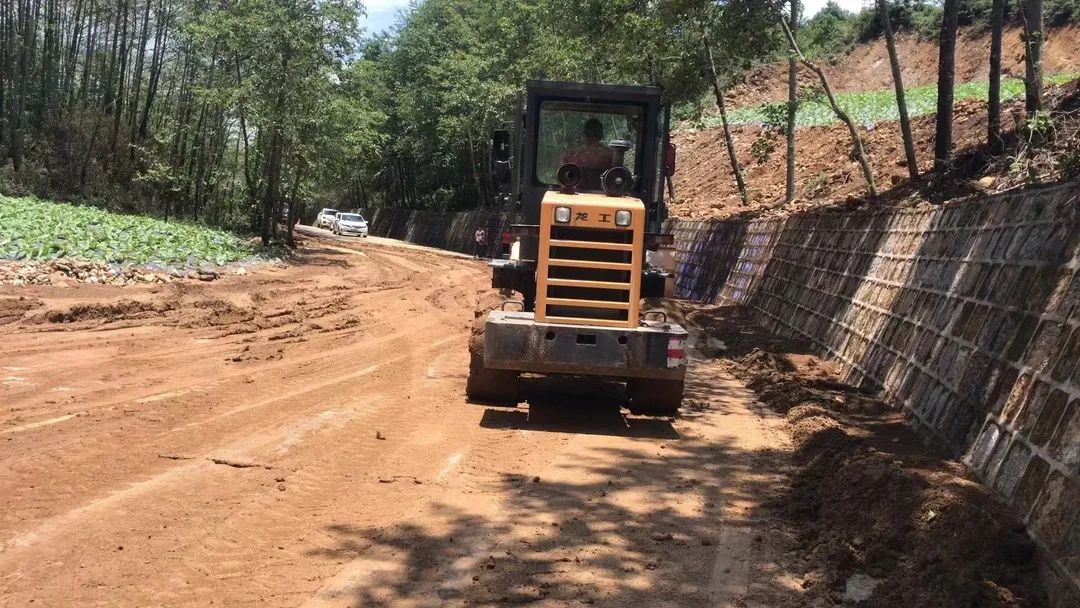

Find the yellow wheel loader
[[468, 80, 686, 415]]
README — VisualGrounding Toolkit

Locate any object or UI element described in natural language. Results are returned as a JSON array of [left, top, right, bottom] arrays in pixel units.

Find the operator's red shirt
[[562, 144, 612, 170]]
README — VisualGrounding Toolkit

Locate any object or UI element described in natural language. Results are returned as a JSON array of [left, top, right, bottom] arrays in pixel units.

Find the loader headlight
[[555, 206, 571, 223], [615, 210, 632, 227]]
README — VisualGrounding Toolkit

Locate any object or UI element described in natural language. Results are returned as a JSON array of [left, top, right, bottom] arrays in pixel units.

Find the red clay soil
[[725, 26, 1080, 110], [670, 80, 1080, 220], [670, 97, 986, 219]]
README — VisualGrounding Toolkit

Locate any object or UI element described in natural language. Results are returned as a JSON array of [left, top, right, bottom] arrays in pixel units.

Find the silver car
[[314, 208, 338, 229], [332, 213, 369, 237]]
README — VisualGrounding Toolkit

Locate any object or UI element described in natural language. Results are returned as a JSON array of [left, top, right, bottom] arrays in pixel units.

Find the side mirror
[[492, 129, 511, 164], [664, 142, 676, 176]]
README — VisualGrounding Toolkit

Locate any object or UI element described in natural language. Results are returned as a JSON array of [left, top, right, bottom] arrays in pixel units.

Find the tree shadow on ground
[[310, 361, 801, 607]]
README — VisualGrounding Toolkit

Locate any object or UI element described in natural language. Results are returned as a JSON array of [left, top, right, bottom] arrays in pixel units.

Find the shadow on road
[[479, 405, 680, 440], [477, 375, 680, 439]]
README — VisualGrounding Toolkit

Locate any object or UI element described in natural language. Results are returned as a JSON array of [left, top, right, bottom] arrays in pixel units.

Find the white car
[[332, 213, 369, 237], [314, 208, 338, 229]]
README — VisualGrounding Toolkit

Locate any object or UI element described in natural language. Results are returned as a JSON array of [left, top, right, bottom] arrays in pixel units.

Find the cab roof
[[525, 80, 662, 105]]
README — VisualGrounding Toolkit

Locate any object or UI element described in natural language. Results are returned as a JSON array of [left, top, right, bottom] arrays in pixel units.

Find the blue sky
[[361, 0, 870, 37], [363, 0, 409, 35]]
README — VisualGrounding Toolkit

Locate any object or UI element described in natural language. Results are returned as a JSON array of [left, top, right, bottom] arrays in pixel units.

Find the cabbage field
[[0, 196, 257, 266], [692, 74, 1078, 130]]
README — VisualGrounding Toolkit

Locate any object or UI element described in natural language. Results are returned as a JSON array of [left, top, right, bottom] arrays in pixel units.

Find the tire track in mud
[[0, 245, 481, 563], [0, 331, 468, 605]]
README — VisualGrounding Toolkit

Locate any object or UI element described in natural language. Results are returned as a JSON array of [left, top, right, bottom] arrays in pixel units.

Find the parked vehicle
[[314, 208, 338, 229], [332, 213, 369, 237]]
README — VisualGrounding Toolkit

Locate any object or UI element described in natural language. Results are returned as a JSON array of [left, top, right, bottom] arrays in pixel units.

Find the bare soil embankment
[[687, 305, 1056, 608], [725, 26, 1080, 109]]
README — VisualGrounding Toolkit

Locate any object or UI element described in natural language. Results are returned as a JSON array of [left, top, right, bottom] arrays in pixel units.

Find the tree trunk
[[784, 0, 798, 203], [781, 19, 877, 196], [1021, 0, 1044, 115], [285, 161, 305, 246], [261, 129, 283, 246], [110, 0, 130, 153], [11, 0, 34, 171], [988, 0, 1006, 151], [137, 0, 166, 140], [879, 0, 918, 179], [127, 0, 151, 141], [934, 0, 960, 170], [706, 43, 748, 205]]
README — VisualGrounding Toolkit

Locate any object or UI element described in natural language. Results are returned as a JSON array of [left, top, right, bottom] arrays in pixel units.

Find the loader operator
[[562, 118, 613, 171]]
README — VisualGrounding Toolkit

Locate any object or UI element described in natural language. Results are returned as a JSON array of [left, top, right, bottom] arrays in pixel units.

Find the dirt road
[[0, 231, 788, 607]]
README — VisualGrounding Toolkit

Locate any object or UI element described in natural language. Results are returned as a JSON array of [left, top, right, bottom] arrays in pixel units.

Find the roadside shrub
[[804, 172, 832, 198], [750, 132, 777, 164]]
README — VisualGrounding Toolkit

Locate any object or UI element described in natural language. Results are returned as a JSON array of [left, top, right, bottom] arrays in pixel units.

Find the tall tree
[[987, 0, 1006, 150], [781, 18, 876, 196], [878, 0, 917, 179], [784, 0, 798, 203], [706, 42, 748, 205], [1021, 0, 1044, 114], [934, 0, 960, 170]]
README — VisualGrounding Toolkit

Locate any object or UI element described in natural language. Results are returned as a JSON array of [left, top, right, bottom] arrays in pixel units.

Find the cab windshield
[[535, 101, 642, 191]]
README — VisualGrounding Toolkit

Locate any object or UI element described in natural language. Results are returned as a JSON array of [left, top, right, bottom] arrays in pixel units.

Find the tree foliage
[[1, 0, 1071, 231]]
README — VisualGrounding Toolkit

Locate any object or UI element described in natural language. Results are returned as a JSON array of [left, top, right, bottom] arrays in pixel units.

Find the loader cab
[[510, 80, 670, 232]]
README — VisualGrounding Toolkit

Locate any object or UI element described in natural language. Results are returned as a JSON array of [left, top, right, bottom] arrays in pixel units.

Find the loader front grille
[[537, 224, 642, 328]]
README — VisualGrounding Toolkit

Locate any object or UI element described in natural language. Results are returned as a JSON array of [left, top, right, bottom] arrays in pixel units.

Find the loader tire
[[466, 353, 519, 405], [627, 378, 684, 416]]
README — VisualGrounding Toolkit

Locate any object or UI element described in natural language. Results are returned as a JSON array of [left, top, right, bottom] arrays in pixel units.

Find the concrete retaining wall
[[366, 182, 1080, 588], [672, 183, 1080, 590]]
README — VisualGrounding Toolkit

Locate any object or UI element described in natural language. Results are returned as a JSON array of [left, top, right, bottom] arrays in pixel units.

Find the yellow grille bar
[[546, 278, 632, 290], [548, 239, 634, 251], [545, 298, 629, 310], [542, 316, 633, 328], [535, 192, 645, 328], [547, 259, 632, 270]]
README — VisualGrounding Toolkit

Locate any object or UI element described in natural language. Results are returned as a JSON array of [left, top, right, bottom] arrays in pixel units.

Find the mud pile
[[690, 305, 1050, 607], [0, 258, 235, 286]]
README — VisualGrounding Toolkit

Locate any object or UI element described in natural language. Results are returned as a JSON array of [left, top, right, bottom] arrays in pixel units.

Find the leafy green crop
[[0, 196, 257, 266], [692, 74, 1078, 131]]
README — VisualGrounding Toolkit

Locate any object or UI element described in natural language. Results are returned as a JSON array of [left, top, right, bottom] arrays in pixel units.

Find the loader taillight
[[667, 336, 687, 368]]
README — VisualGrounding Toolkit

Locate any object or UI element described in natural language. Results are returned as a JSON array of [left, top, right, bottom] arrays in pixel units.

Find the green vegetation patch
[[0, 196, 257, 266], [695, 74, 1078, 131]]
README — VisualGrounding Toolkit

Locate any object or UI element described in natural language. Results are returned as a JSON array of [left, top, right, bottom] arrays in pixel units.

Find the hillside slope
[[725, 26, 1080, 110], [671, 27, 1079, 220]]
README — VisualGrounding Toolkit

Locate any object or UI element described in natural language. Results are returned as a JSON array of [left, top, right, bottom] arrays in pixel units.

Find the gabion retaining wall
[[672, 182, 1080, 591]]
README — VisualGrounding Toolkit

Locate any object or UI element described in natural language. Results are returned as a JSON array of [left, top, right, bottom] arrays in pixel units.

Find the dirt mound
[[0, 296, 41, 325], [794, 445, 1042, 608], [724, 26, 1080, 110], [675, 29, 1080, 221], [688, 307, 1051, 608], [36, 299, 176, 324], [176, 298, 257, 328]]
